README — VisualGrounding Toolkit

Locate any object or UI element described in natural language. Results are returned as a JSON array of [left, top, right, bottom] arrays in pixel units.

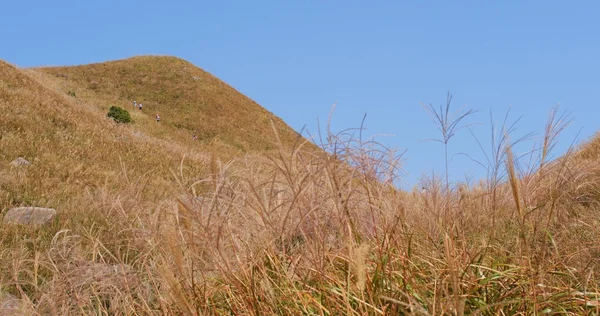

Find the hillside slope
[[0, 57, 311, 313], [1, 58, 213, 209], [3, 56, 600, 314], [33, 56, 303, 155]]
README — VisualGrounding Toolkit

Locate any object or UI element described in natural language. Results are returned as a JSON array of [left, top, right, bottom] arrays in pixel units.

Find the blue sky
[[2, 1, 599, 188]]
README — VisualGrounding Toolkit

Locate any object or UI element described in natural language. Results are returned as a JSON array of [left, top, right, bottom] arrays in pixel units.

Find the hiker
[[155, 114, 161, 122], [139, 103, 143, 110], [133, 100, 137, 108], [193, 133, 198, 141]]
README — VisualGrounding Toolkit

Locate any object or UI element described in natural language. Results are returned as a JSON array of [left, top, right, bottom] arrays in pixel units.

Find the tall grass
[[5, 110, 600, 314], [422, 92, 476, 221], [3, 59, 600, 314], [142, 105, 600, 314]]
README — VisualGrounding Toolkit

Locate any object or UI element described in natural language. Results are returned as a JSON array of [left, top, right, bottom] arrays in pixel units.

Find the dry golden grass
[[33, 55, 303, 155], [1, 56, 600, 315]]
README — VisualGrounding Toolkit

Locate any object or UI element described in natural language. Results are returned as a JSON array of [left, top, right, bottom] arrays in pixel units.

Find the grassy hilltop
[[1, 56, 600, 314], [35, 56, 302, 154]]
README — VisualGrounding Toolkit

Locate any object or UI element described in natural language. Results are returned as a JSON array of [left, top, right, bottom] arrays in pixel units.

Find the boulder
[[0, 292, 25, 316], [3, 207, 56, 226], [177, 194, 207, 209], [37, 262, 139, 314], [9, 157, 30, 167], [70, 263, 139, 291]]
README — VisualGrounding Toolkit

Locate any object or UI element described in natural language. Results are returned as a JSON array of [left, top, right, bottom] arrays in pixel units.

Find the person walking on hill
[[139, 103, 143, 110], [193, 133, 198, 141], [155, 114, 161, 122], [133, 100, 137, 108]]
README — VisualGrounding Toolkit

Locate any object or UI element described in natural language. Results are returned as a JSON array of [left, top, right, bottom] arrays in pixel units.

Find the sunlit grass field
[[1, 57, 600, 314]]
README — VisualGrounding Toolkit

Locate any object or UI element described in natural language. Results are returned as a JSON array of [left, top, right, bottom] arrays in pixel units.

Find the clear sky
[[2, 1, 599, 188]]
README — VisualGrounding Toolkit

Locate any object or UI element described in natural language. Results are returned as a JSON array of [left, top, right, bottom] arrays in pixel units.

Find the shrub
[[67, 90, 76, 97], [107, 106, 131, 124]]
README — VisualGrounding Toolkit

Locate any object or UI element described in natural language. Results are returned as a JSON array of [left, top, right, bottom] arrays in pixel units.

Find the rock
[[3, 207, 56, 226], [0, 292, 25, 315], [70, 263, 139, 291], [178, 194, 207, 209], [192, 76, 200, 81], [37, 262, 139, 314], [9, 157, 30, 167]]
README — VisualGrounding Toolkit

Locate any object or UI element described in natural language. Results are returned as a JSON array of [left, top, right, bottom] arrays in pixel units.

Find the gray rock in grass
[[3, 207, 57, 226]]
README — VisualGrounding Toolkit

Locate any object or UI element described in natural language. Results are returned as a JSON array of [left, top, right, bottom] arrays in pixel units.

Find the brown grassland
[[1, 56, 600, 315]]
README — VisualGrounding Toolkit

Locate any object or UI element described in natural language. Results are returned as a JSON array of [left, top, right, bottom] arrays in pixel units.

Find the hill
[[2, 56, 600, 314], [33, 55, 303, 155], [1, 55, 299, 219], [0, 57, 315, 313], [1, 58, 201, 205]]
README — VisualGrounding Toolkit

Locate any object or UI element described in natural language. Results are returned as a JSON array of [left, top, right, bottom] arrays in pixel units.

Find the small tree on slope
[[107, 106, 132, 124]]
